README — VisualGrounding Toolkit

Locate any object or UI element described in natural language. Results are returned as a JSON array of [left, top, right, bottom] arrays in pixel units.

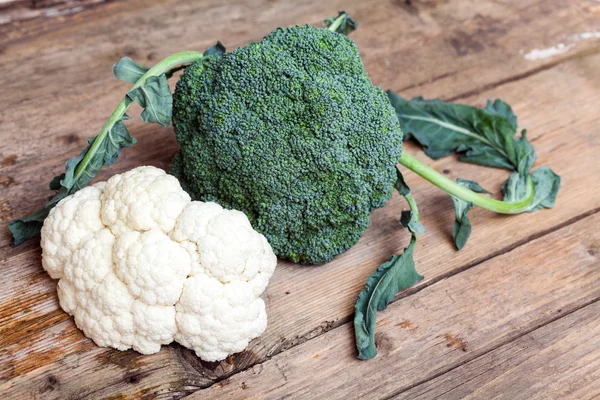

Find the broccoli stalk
[[399, 152, 535, 214], [75, 52, 205, 180]]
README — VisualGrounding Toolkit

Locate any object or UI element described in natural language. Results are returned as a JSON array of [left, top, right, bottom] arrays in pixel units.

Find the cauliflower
[[41, 166, 277, 361]]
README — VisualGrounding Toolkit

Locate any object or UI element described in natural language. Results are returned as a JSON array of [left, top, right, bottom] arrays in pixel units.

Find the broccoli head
[[171, 25, 403, 264]]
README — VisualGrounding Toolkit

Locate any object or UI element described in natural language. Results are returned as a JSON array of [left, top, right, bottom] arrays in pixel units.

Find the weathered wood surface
[[395, 300, 600, 400], [196, 213, 600, 399], [1, 0, 599, 398]]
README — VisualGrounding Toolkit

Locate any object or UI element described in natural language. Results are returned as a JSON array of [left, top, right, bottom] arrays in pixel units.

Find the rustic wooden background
[[1, 0, 599, 398]]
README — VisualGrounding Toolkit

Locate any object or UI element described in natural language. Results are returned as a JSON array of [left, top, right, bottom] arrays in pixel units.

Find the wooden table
[[1, 0, 599, 398]]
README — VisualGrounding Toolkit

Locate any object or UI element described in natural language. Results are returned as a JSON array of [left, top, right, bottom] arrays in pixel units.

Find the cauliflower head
[[41, 166, 277, 361]]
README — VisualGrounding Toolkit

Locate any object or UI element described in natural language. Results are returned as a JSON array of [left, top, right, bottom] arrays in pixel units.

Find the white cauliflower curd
[[40, 166, 277, 361]]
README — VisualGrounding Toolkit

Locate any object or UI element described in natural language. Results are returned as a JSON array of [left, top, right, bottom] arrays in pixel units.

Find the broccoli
[[170, 25, 403, 264]]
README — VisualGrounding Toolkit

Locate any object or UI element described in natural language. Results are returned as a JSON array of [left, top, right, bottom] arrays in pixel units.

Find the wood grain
[[0, 0, 114, 45], [193, 213, 600, 399], [1, 0, 600, 398], [394, 300, 600, 400]]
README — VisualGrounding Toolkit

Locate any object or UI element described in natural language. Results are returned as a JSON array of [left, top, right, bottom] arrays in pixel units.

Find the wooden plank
[[394, 300, 600, 400], [1, 0, 599, 398], [3, 52, 600, 396], [192, 212, 600, 399], [0, 0, 109, 23], [0, 0, 114, 44]]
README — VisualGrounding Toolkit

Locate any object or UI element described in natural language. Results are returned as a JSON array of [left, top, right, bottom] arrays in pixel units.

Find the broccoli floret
[[171, 25, 403, 264]]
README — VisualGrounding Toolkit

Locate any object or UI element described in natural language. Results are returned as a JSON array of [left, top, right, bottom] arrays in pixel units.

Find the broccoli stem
[[404, 192, 420, 221], [325, 13, 348, 33], [398, 152, 535, 214], [72, 51, 204, 184]]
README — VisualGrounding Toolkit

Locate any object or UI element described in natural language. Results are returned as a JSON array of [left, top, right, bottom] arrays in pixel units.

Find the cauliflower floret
[[131, 301, 178, 354], [114, 230, 191, 306], [175, 275, 267, 362], [172, 202, 277, 295], [57, 279, 79, 315], [41, 183, 105, 279], [41, 166, 276, 361], [178, 240, 204, 276], [64, 228, 115, 291], [100, 166, 190, 235], [69, 273, 135, 351]]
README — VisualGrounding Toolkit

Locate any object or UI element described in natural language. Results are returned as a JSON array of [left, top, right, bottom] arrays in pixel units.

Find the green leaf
[[204, 41, 226, 57], [58, 145, 88, 190], [452, 215, 471, 251], [8, 204, 52, 245], [127, 74, 172, 127], [394, 169, 410, 197], [503, 166, 561, 212], [483, 99, 517, 131], [9, 114, 136, 244], [323, 11, 358, 35], [354, 236, 423, 360], [386, 92, 536, 176], [455, 178, 491, 195], [49, 173, 65, 190], [451, 179, 490, 250], [502, 172, 525, 203], [355, 173, 424, 360], [113, 57, 150, 83], [401, 210, 426, 235], [60, 116, 136, 191], [395, 170, 425, 235], [102, 119, 136, 165], [388, 92, 559, 237], [529, 167, 561, 210]]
